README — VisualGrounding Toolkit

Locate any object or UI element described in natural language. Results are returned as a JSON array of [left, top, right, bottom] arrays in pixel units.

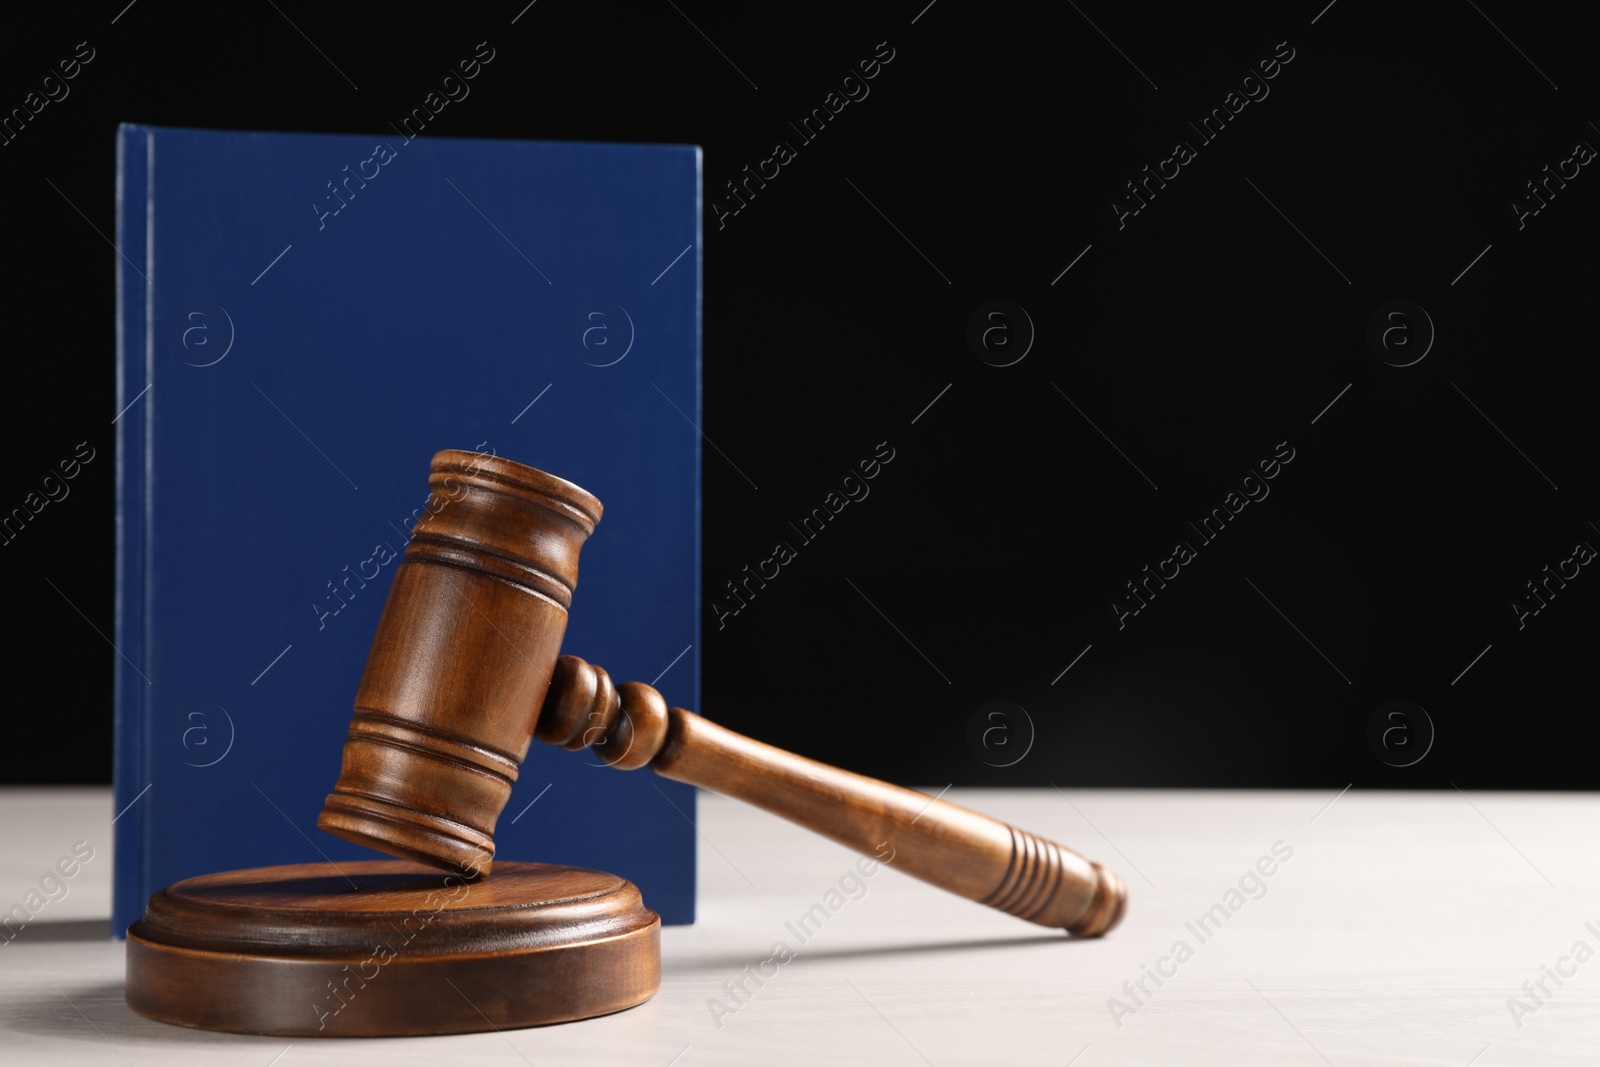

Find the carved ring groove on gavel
[[318, 450, 1126, 938]]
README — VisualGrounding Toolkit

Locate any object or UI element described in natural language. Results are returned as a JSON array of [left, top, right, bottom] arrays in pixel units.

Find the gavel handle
[[537, 657, 1127, 937]]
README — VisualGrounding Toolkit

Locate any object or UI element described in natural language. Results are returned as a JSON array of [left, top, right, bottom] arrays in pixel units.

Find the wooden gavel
[[318, 450, 1126, 937]]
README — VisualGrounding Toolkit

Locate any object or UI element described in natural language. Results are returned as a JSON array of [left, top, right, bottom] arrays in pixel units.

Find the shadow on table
[[665, 933, 1075, 974], [9, 918, 112, 943], [3, 981, 291, 1050], [8, 934, 1080, 1044]]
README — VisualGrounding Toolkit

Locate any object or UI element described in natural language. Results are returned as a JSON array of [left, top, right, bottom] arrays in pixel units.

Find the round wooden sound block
[[125, 860, 660, 1037]]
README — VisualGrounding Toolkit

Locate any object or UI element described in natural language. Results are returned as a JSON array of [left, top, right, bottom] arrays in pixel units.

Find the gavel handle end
[[1069, 862, 1128, 937], [539, 655, 1129, 936]]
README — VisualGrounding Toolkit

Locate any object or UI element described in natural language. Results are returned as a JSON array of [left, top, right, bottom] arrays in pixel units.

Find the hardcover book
[[113, 124, 700, 935]]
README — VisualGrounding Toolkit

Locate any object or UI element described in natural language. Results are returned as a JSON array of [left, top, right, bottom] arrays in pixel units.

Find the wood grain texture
[[316, 451, 1125, 935], [545, 655, 1126, 936], [317, 450, 603, 877], [124, 861, 658, 1036]]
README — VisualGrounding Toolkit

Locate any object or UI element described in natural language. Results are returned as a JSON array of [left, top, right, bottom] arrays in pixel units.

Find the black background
[[3, 2, 1596, 789]]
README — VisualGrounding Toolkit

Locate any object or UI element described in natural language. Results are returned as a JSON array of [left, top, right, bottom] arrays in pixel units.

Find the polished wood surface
[[318, 451, 1125, 936], [318, 450, 604, 876], [545, 655, 1126, 937], [125, 861, 659, 1037]]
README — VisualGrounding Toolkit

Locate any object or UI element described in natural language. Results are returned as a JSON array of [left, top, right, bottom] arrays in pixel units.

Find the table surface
[[1, 786, 1592, 1065]]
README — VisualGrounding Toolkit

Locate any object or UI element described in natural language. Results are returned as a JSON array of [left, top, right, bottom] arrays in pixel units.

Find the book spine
[[689, 147, 703, 923], [112, 123, 151, 939]]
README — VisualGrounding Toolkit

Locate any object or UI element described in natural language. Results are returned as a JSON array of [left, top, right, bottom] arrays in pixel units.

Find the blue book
[[113, 124, 700, 936]]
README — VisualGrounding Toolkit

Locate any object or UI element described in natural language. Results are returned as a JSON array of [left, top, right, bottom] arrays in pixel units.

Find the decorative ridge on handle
[[540, 654, 1128, 937]]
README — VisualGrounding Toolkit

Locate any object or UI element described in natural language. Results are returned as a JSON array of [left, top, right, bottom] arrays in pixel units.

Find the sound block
[[125, 860, 660, 1037]]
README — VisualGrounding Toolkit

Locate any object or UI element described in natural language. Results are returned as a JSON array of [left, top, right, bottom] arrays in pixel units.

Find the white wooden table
[[1, 786, 1591, 1065]]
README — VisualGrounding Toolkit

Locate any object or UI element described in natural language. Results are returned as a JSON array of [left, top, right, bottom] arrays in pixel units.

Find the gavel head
[[317, 450, 603, 877]]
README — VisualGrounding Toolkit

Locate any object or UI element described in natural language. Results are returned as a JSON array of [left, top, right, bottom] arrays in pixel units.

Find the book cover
[[113, 124, 700, 935]]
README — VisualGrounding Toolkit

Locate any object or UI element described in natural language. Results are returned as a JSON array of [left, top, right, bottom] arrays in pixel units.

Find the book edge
[[111, 122, 151, 939]]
